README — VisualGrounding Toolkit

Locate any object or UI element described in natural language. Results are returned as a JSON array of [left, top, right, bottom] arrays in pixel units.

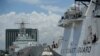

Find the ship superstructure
[[58, 2, 86, 56], [9, 21, 41, 56], [13, 21, 38, 52], [14, 21, 38, 52], [57, 0, 100, 56]]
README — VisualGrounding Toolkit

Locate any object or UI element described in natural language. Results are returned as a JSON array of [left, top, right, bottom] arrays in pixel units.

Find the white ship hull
[[55, 0, 100, 56]]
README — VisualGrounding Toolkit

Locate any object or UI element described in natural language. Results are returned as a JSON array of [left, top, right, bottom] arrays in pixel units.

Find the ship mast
[[16, 21, 28, 37]]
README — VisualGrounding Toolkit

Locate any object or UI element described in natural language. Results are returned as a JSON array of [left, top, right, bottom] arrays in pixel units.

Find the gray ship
[[8, 21, 44, 56], [8, 21, 61, 56]]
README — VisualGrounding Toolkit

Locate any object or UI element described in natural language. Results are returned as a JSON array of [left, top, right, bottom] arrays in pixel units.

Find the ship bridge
[[58, 4, 83, 27], [58, 0, 91, 27]]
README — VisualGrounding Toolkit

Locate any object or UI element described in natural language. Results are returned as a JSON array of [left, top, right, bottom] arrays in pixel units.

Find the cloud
[[0, 11, 63, 50], [40, 5, 66, 14], [0, 40, 5, 50]]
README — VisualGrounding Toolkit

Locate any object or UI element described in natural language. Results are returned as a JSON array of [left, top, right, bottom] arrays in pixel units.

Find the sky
[[0, 0, 74, 50]]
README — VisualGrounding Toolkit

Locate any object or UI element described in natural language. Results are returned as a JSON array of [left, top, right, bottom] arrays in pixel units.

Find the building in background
[[5, 29, 38, 51]]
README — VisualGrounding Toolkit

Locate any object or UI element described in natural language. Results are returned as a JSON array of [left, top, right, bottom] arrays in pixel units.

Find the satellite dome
[[70, 4, 79, 10]]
